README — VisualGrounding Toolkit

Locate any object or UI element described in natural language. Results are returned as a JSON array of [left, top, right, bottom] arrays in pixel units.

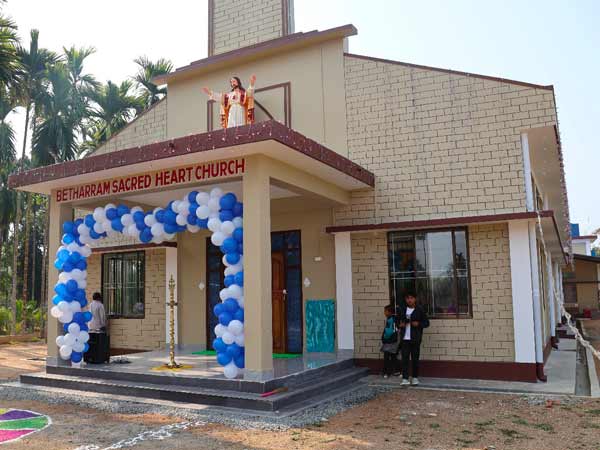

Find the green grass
[[533, 423, 554, 432], [586, 409, 600, 416], [429, 423, 440, 429]]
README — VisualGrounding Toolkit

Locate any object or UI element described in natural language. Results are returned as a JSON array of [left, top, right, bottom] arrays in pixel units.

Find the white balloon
[[79, 331, 90, 343], [224, 266, 235, 276], [57, 301, 70, 312], [196, 191, 210, 206], [64, 333, 76, 347], [131, 206, 144, 214], [237, 296, 244, 308], [229, 263, 243, 275], [59, 311, 73, 324], [222, 331, 235, 345], [80, 246, 92, 257], [93, 222, 104, 234], [121, 213, 134, 226], [102, 220, 113, 233], [211, 232, 225, 246], [59, 345, 73, 360], [214, 323, 227, 337], [210, 187, 223, 199], [73, 341, 85, 353], [220, 221, 235, 236], [219, 288, 229, 301], [128, 224, 138, 236], [67, 242, 79, 252], [77, 224, 90, 236], [164, 233, 176, 240], [223, 362, 238, 379], [151, 223, 165, 237], [78, 279, 87, 289], [93, 207, 105, 222], [58, 272, 69, 283], [208, 211, 219, 219], [56, 335, 65, 347], [152, 235, 164, 244], [71, 269, 82, 280], [68, 322, 81, 335], [187, 224, 200, 233], [178, 200, 190, 214], [105, 203, 116, 211], [232, 217, 243, 228], [234, 333, 245, 347], [69, 301, 81, 313], [50, 306, 61, 318], [196, 205, 210, 220], [207, 218, 222, 232], [144, 214, 157, 226], [208, 197, 220, 212], [222, 254, 231, 267], [172, 200, 181, 213], [175, 214, 187, 226], [228, 320, 244, 336], [229, 285, 243, 300]]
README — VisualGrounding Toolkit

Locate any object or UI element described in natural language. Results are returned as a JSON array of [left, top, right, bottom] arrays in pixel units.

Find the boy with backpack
[[380, 304, 399, 378]]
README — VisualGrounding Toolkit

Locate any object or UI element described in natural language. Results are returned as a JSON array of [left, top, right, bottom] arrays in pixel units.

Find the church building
[[10, 0, 570, 384]]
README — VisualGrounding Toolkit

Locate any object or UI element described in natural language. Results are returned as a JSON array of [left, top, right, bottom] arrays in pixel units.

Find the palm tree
[[10, 30, 59, 330], [133, 56, 172, 108], [0, 88, 16, 259], [63, 46, 98, 140], [88, 80, 142, 145], [0, 9, 19, 88]]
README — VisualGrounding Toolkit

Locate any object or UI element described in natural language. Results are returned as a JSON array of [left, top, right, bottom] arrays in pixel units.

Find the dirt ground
[[0, 341, 46, 380], [0, 390, 597, 450]]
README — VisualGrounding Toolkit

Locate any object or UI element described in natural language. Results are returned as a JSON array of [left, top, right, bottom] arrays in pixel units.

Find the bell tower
[[208, 0, 295, 56]]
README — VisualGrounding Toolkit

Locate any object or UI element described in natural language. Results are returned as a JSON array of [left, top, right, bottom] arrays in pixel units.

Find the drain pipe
[[528, 221, 547, 382]]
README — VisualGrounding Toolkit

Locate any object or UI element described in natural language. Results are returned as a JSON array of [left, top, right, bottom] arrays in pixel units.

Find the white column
[[528, 221, 544, 364], [546, 255, 556, 338], [521, 133, 534, 212], [508, 220, 536, 363], [334, 232, 354, 351], [165, 246, 178, 345]]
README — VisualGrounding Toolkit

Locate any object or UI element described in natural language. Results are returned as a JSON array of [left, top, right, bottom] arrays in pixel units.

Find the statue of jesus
[[202, 75, 256, 129]]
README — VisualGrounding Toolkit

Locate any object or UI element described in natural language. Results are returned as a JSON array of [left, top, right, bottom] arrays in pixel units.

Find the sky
[[3, 0, 599, 233]]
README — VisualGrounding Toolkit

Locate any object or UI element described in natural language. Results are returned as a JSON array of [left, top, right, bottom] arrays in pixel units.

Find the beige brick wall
[[212, 0, 284, 55], [92, 98, 167, 156], [352, 223, 515, 362], [85, 249, 166, 351], [337, 55, 558, 226]]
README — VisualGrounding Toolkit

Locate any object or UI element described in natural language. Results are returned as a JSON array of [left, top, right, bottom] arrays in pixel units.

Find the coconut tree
[[133, 56, 172, 109], [88, 80, 142, 145], [0, 8, 19, 88], [0, 89, 16, 259]]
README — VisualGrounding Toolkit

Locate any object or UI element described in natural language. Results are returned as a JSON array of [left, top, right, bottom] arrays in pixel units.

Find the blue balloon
[[63, 323, 70, 333], [226, 343, 242, 358], [223, 298, 238, 313], [75, 218, 84, 227], [224, 275, 235, 287], [117, 204, 129, 217], [52, 295, 62, 305], [66, 280, 78, 293], [89, 230, 101, 240], [219, 193, 237, 210], [135, 220, 146, 231], [233, 227, 243, 243], [62, 233, 75, 244], [68, 252, 81, 264], [53, 259, 63, 270], [75, 289, 86, 302], [188, 203, 199, 215], [62, 261, 74, 272], [55, 284, 66, 297], [57, 249, 70, 261], [133, 211, 145, 223], [222, 237, 238, 254], [155, 209, 165, 223], [140, 228, 153, 243], [213, 337, 227, 353], [75, 260, 87, 271], [226, 252, 240, 265], [219, 210, 234, 222], [218, 312, 233, 326], [164, 223, 177, 234], [73, 312, 84, 324], [84, 214, 95, 227], [234, 271, 244, 287], [217, 351, 232, 366], [234, 308, 244, 322], [213, 303, 225, 316], [232, 202, 243, 217], [77, 298, 87, 308], [238, 243, 244, 254], [188, 191, 199, 203], [105, 207, 117, 220], [234, 354, 245, 369], [63, 221, 75, 234], [83, 311, 93, 322], [197, 218, 209, 229], [111, 218, 124, 232], [165, 210, 177, 225], [176, 225, 187, 232], [83, 343, 90, 353], [80, 323, 89, 331], [71, 352, 83, 363], [187, 214, 197, 225]]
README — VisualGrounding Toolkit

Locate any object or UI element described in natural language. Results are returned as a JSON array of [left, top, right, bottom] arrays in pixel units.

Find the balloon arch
[[51, 187, 245, 379]]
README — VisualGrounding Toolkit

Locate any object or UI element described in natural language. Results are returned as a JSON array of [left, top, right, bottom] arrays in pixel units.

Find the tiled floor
[[49, 346, 354, 381]]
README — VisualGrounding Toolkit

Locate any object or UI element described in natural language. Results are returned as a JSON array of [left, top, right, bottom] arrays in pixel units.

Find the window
[[102, 251, 145, 318], [388, 229, 471, 318]]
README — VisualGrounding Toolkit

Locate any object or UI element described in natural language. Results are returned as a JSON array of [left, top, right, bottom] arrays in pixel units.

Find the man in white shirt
[[89, 292, 107, 332], [398, 291, 429, 386]]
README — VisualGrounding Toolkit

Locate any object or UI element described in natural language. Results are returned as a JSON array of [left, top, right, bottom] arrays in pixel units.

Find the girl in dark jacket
[[398, 291, 429, 386]]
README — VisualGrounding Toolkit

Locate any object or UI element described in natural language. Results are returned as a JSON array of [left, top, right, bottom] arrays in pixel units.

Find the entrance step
[[20, 366, 368, 412]]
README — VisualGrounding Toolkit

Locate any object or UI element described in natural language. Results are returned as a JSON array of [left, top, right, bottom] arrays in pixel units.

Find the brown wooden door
[[271, 252, 286, 353]]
